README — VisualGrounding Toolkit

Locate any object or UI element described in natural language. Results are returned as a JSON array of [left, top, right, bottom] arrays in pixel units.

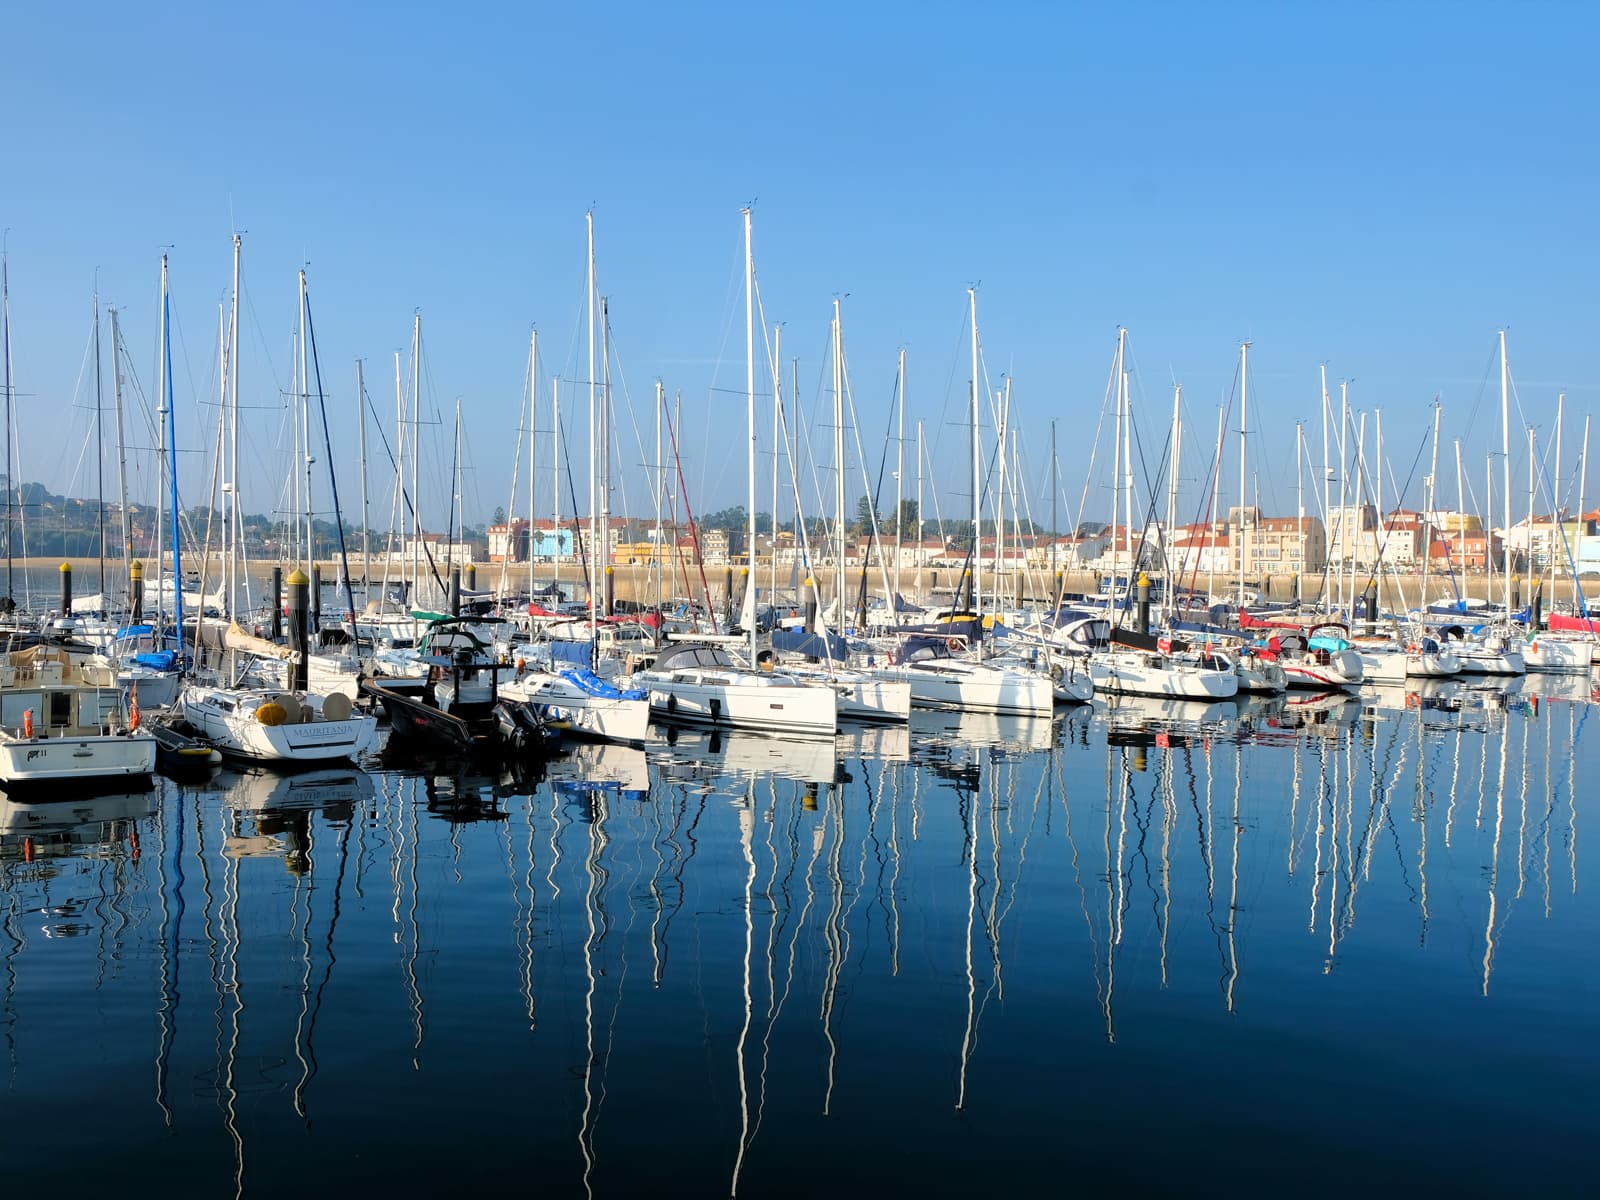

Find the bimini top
[[652, 643, 739, 673]]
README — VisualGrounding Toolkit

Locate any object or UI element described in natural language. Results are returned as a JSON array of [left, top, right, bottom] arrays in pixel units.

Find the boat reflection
[[907, 708, 1056, 753], [648, 726, 840, 784]]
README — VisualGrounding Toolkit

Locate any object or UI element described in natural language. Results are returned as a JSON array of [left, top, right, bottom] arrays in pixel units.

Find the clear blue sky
[[5, 1, 1597, 539]]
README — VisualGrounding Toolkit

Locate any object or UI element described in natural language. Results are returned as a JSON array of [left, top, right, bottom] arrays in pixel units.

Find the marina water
[[2, 678, 1594, 1196]]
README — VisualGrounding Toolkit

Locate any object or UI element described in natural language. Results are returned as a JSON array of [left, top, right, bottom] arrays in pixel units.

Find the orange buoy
[[22, 708, 33, 738], [129, 682, 141, 731]]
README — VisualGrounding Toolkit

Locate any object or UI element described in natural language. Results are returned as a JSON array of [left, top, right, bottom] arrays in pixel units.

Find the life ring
[[1407, 643, 1420, 655], [947, 637, 964, 653], [1405, 692, 1420, 708]]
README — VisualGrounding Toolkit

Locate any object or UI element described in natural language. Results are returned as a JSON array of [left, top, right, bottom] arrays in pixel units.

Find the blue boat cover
[[559, 668, 647, 702], [550, 640, 593, 666], [133, 650, 179, 671], [772, 628, 849, 660]]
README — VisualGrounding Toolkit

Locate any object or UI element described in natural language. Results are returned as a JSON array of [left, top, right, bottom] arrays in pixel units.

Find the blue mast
[[163, 256, 184, 670]]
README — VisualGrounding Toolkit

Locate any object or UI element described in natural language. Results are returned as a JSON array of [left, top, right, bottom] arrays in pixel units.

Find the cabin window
[[0, 692, 42, 729], [48, 691, 72, 727]]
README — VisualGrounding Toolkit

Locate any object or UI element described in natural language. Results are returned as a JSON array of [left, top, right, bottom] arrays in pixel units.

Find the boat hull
[[0, 731, 157, 786], [647, 678, 838, 735]]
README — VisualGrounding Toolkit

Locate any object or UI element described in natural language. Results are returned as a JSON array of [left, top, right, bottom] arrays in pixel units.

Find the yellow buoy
[[255, 702, 288, 726]]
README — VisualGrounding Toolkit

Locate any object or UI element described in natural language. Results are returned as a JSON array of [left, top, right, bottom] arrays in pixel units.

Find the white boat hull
[[0, 731, 156, 785], [646, 677, 838, 736], [1089, 652, 1238, 700], [867, 661, 1054, 717], [1524, 636, 1594, 674], [181, 688, 378, 763], [500, 674, 651, 744]]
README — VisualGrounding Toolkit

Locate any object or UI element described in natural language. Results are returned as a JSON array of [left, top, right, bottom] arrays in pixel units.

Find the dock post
[[287, 569, 309, 692], [450, 567, 461, 616], [58, 562, 71, 620], [803, 577, 817, 633], [271, 566, 283, 640], [1136, 572, 1151, 634], [130, 560, 144, 623], [310, 565, 322, 637], [604, 565, 614, 616]]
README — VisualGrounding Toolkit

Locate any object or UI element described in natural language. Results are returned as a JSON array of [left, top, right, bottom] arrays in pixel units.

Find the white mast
[[552, 376, 562, 596], [1552, 391, 1565, 598], [528, 328, 538, 604], [1500, 331, 1512, 618], [409, 314, 422, 600], [392, 350, 403, 599], [1295, 421, 1304, 606], [1166, 384, 1181, 611], [228, 233, 241, 620], [587, 211, 597, 638], [356, 358, 369, 585], [895, 347, 905, 606], [110, 306, 131, 568], [832, 298, 846, 636], [915, 419, 924, 597], [1121, 359, 1134, 603], [771, 324, 782, 609], [968, 288, 981, 615], [742, 207, 756, 661], [1111, 329, 1125, 613], [1208, 405, 1222, 604], [654, 377, 665, 612], [1238, 341, 1249, 608], [1578, 414, 1591, 604], [1337, 380, 1350, 616], [1528, 426, 1537, 594]]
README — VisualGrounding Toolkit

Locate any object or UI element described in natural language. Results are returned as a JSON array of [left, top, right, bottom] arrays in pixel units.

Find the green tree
[[895, 499, 919, 537], [853, 494, 880, 538]]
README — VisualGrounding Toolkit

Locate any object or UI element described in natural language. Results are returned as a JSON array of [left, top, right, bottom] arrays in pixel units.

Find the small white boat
[[0, 668, 156, 789]]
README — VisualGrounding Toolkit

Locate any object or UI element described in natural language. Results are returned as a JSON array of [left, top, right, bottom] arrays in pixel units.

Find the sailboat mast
[[1422, 401, 1440, 610], [409, 314, 421, 600], [392, 350, 403, 598], [587, 211, 597, 639], [1111, 328, 1125, 613], [1500, 331, 1512, 616], [968, 288, 981, 615], [552, 375, 561, 600], [654, 377, 664, 613], [110, 307, 132, 569], [832, 299, 845, 634], [1552, 391, 1565, 598], [895, 347, 904, 606], [164, 257, 184, 671], [94, 293, 105, 597], [1, 247, 10, 604], [228, 233, 242, 620], [916, 418, 924, 597], [356, 358, 369, 584], [1167, 385, 1181, 612], [1238, 340, 1249, 608], [1337, 380, 1350, 616], [1578, 415, 1590, 605], [1296, 421, 1304, 606], [299, 269, 313, 568], [742, 207, 757, 665], [1051, 418, 1059, 591], [771, 324, 782, 609], [601, 296, 613, 622], [527, 329, 537, 605]]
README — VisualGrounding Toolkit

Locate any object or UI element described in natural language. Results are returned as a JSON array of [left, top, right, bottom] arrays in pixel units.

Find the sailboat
[[497, 218, 651, 746], [177, 244, 378, 765], [636, 211, 838, 737]]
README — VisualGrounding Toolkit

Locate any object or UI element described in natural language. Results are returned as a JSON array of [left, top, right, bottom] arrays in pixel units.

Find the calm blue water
[[1, 678, 1595, 1197]]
